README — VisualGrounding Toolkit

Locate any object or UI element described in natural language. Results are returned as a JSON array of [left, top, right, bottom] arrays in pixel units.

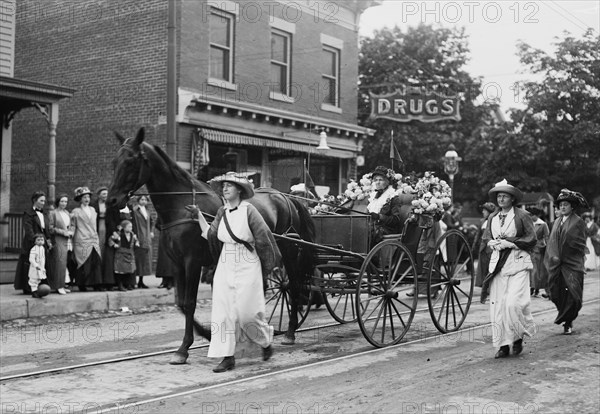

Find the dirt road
[[1, 271, 598, 414]]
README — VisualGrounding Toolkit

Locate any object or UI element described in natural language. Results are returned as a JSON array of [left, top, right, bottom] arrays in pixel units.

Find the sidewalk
[[0, 275, 212, 321]]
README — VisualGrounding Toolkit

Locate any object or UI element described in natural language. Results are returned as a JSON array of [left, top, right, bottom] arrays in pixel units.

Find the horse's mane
[[151, 143, 209, 191]]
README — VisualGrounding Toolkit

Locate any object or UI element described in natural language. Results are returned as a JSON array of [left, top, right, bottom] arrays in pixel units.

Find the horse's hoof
[[281, 336, 295, 346], [169, 353, 189, 365]]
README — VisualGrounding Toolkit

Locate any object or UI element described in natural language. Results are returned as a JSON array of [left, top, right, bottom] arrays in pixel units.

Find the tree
[[509, 29, 600, 203], [358, 24, 496, 203]]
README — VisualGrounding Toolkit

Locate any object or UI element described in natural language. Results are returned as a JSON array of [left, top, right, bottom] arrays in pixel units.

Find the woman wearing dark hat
[[527, 207, 550, 297], [480, 179, 537, 358], [544, 189, 588, 335], [14, 191, 54, 294], [474, 202, 496, 287], [186, 172, 281, 373], [71, 186, 103, 291], [366, 166, 405, 245]]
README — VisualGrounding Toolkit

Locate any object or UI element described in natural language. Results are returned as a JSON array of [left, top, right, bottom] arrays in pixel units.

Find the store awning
[[200, 128, 357, 159]]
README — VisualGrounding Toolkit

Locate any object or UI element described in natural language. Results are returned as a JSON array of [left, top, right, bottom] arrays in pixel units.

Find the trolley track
[[3, 298, 597, 385], [98, 297, 600, 413], [0, 299, 443, 382]]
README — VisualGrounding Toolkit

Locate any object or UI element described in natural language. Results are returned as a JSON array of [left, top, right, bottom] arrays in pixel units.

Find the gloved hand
[[497, 239, 515, 250], [185, 205, 199, 219], [369, 213, 380, 222]]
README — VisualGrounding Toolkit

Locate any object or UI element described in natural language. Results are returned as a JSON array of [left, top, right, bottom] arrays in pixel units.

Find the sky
[[359, 0, 600, 114]]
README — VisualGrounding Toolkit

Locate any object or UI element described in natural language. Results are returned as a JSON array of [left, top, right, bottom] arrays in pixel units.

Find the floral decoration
[[410, 171, 452, 217]]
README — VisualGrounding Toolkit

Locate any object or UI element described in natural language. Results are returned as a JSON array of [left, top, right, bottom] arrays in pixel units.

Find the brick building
[[7, 0, 379, 213]]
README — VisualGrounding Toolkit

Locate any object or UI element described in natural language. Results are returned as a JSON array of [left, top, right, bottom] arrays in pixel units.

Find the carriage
[[265, 200, 475, 348]]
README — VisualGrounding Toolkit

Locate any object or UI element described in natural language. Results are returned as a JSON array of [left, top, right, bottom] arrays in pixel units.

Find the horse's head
[[108, 127, 151, 208]]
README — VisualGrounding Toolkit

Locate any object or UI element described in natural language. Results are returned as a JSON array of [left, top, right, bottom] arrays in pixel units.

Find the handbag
[[222, 212, 255, 252]]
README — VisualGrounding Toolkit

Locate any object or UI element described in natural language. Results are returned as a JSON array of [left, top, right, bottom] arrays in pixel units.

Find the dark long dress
[[544, 214, 586, 326], [131, 206, 154, 276], [14, 208, 54, 293]]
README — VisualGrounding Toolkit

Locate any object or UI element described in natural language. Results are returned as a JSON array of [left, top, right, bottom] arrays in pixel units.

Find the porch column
[[47, 103, 59, 207]]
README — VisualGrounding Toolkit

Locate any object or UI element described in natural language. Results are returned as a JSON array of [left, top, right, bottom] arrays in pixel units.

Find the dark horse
[[108, 128, 315, 364]]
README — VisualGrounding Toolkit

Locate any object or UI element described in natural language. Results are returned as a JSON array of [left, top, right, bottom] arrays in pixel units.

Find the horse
[[107, 128, 316, 364]]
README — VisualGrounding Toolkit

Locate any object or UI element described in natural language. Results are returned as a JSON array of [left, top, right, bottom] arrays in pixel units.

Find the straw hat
[[488, 179, 523, 204], [74, 186, 92, 202], [209, 172, 255, 200]]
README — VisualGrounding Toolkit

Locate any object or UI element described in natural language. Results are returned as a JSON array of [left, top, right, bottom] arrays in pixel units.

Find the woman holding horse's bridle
[[186, 172, 281, 373]]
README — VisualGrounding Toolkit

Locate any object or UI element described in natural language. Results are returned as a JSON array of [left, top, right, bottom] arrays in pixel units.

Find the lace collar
[[367, 186, 397, 214]]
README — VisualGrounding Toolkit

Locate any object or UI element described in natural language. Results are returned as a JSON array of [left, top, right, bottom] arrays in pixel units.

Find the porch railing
[[4, 213, 23, 253]]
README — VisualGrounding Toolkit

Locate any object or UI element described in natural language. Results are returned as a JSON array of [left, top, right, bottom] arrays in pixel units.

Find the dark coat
[[480, 207, 536, 301], [14, 208, 54, 291], [544, 214, 586, 323]]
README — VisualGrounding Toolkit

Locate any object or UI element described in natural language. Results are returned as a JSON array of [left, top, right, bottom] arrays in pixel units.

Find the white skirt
[[489, 268, 536, 348], [207, 242, 272, 358], [584, 238, 600, 270]]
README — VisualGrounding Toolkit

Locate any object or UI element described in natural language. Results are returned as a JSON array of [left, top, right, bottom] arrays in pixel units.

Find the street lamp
[[444, 144, 461, 204], [305, 127, 329, 197]]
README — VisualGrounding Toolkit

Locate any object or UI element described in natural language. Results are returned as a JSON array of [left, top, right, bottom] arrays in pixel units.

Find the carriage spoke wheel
[[427, 229, 475, 333], [318, 264, 361, 324], [265, 267, 310, 335], [356, 240, 419, 348]]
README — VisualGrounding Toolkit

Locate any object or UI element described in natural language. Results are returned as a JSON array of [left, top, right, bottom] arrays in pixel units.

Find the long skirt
[[529, 248, 547, 290], [50, 235, 69, 290], [134, 247, 152, 276], [584, 238, 600, 270], [77, 249, 103, 288], [489, 269, 536, 348], [207, 242, 272, 358], [550, 270, 583, 326], [98, 218, 106, 257]]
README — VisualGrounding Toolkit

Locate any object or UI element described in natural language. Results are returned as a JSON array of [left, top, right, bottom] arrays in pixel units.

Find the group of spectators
[[14, 187, 160, 297]]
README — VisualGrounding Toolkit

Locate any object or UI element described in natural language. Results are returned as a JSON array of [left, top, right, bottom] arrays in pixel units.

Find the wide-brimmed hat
[[370, 166, 392, 179], [488, 179, 523, 204], [527, 206, 544, 217], [74, 186, 92, 202], [209, 172, 255, 200], [479, 202, 496, 214], [556, 188, 589, 209]]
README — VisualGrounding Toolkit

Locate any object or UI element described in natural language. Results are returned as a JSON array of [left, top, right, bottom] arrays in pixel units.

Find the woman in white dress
[[49, 194, 73, 294], [582, 212, 600, 271], [187, 172, 281, 373], [480, 180, 537, 359]]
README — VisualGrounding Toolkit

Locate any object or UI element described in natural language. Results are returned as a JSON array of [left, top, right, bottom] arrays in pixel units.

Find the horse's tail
[[289, 197, 316, 282]]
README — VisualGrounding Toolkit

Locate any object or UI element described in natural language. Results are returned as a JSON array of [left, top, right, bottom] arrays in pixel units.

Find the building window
[[270, 30, 292, 96], [322, 46, 340, 107], [209, 10, 234, 83]]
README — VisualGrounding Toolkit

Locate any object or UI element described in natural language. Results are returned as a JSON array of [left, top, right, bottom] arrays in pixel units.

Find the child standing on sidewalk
[[29, 234, 49, 298], [109, 220, 140, 291]]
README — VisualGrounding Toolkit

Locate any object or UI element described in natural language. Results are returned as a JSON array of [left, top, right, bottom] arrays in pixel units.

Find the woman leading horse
[[108, 128, 315, 364]]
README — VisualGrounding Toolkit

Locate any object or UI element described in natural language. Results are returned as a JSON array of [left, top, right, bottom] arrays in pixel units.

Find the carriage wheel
[[318, 264, 361, 324], [264, 267, 310, 335], [356, 240, 419, 348], [427, 229, 475, 333]]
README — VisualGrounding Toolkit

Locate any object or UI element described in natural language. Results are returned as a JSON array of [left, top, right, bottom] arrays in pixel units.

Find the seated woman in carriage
[[365, 166, 407, 245]]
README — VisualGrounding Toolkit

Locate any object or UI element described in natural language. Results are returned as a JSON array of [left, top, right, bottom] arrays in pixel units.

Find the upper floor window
[[270, 30, 292, 96], [322, 46, 340, 107], [209, 10, 234, 83]]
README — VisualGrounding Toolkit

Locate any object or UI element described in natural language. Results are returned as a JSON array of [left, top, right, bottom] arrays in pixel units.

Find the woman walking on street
[[480, 179, 537, 359], [544, 189, 588, 335], [527, 207, 550, 297], [582, 212, 600, 271], [475, 202, 496, 287], [131, 195, 154, 288], [71, 187, 103, 291], [187, 172, 280, 373], [49, 194, 73, 294]]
